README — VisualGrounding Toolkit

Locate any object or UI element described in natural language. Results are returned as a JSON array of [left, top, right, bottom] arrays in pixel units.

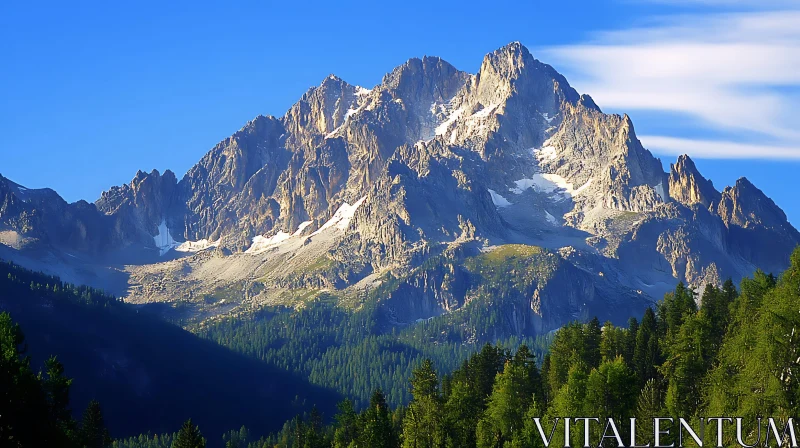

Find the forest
[[0, 260, 341, 441], [197, 296, 549, 407], [2, 247, 799, 447], [201, 246, 798, 448]]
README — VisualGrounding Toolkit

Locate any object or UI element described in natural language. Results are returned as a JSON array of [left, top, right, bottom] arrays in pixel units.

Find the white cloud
[[640, 135, 800, 160], [542, 9, 800, 160], [640, 0, 798, 7]]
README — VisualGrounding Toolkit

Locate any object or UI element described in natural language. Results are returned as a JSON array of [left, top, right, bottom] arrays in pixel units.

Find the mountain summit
[[1, 42, 798, 335]]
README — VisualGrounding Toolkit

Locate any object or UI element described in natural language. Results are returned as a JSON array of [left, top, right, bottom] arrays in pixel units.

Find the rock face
[[97, 169, 182, 248], [668, 155, 720, 208], [716, 178, 800, 274], [2, 42, 799, 336], [0, 174, 116, 254]]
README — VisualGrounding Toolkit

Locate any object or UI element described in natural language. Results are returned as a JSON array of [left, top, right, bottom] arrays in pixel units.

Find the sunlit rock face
[[3, 42, 799, 335]]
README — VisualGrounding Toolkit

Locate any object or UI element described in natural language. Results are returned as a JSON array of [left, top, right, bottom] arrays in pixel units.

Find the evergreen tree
[[663, 311, 713, 416], [0, 312, 49, 447], [512, 345, 544, 406], [478, 361, 527, 446], [402, 360, 444, 448], [635, 379, 664, 447], [222, 426, 249, 448], [665, 282, 697, 336], [547, 322, 584, 393], [633, 308, 660, 387], [443, 379, 481, 448], [585, 357, 637, 420], [80, 400, 112, 448], [548, 364, 589, 446], [539, 354, 551, 402], [510, 398, 548, 448], [43, 355, 77, 443], [172, 419, 205, 448], [583, 317, 602, 369], [332, 399, 358, 448], [304, 407, 327, 448], [624, 317, 639, 368], [359, 389, 395, 448]]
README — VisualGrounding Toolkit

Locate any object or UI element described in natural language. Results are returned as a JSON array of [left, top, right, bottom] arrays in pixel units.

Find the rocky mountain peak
[[320, 73, 345, 86], [668, 154, 720, 208], [381, 56, 466, 103], [578, 94, 601, 112], [5, 43, 800, 338], [283, 75, 360, 146], [128, 169, 176, 189], [478, 41, 531, 80], [474, 42, 579, 111], [717, 177, 791, 231]]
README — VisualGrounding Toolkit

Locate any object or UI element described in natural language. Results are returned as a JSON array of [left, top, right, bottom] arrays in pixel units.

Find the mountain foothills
[[0, 260, 342, 441], [5, 248, 800, 447], [1, 42, 798, 334]]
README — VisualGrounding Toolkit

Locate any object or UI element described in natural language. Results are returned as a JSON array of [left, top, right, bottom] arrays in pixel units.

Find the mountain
[[1, 42, 798, 336]]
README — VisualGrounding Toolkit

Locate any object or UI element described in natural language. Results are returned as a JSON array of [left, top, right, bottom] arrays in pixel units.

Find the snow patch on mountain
[[153, 220, 179, 256], [511, 175, 593, 200], [246, 232, 292, 254], [472, 103, 500, 119], [534, 146, 557, 161], [246, 220, 316, 254], [488, 189, 511, 207], [545, 210, 558, 225], [325, 126, 343, 139], [312, 196, 366, 236], [293, 221, 313, 236], [345, 108, 360, 119], [654, 181, 666, 201], [435, 108, 464, 137], [175, 239, 219, 253]]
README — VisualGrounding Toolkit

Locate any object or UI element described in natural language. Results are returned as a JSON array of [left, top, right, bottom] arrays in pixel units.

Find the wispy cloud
[[542, 8, 800, 160], [640, 0, 798, 7], [640, 136, 800, 160]]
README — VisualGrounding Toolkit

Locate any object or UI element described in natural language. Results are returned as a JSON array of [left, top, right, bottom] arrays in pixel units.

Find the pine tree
[[633, 308, 660, 387], [332, 399, 358, 448], [481, 361, 524, 445], [540, 354, 551, 402], [585, 357, 637, 421], [512, 345, 543, 406], [635, 379, 664, 446], [547, 322, 584, 393], [402, 360, 444, 448], [663, 311, 712, 416], [360, 389, 395, 448], [583, 317, 602, 369], [475, 416, 502, 448], [0, 312, 48, 447], [443, 379, 481, 448], [43, 355, 77, 444], [624, 317, 639, 368], [80, 400, 112, 448], [222, 426, 249, 448], [172, 419, 205, 448], [549, 364, 589, 446], [304, 407, 326, 448], [510, 398, 548, 448]]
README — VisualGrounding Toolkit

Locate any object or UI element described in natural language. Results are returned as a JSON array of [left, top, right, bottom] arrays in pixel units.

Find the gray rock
[[3, 42, 799, 337]]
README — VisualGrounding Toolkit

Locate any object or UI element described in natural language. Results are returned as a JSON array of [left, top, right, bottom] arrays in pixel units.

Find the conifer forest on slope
[[2, 248, 800, 447]]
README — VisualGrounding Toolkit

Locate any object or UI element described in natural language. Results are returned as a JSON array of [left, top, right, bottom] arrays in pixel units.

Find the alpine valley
[[2, 42, 799, 442]]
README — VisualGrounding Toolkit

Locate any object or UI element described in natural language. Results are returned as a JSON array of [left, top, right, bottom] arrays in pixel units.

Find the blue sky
[[1, 0, 798, 224]]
